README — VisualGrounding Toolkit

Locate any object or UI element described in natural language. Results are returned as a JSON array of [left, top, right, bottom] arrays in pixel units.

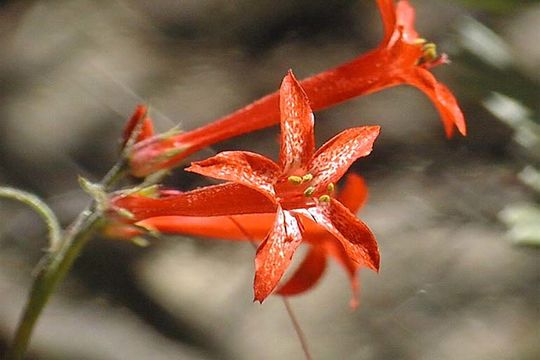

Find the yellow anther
[[319, 195, 331, 203], [288, 176, 303, 185], [304, 186, 315, 197], [412, 38, 427, 45], [422, 43, 438, 62], [327, 183, 335, 193], [302, 173, 314, 182]]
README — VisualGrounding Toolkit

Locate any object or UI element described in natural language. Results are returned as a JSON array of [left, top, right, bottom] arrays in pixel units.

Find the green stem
[[0, 187, 62, 252], [6, 161, 127, 359], [6, 209, 104, 360]]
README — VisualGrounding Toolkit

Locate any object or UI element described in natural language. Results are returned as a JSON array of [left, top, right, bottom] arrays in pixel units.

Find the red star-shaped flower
[[134, 173, 369, 307], [116, 71, 380, 302]]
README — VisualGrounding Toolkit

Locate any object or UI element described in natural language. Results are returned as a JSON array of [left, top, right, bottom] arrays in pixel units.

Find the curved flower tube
[[129, 0, 466, 177], [115, 71, 380, 302]]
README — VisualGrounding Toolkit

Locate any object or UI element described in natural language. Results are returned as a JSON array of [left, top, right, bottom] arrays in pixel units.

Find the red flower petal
[[254, 207, 303, 302], [306, 199, 379, 271], [395, 0, 419, 43], [186, 151, 280, 201], [404, 68, 467, 137], [279, 70, 316, 173], [113, 183, 276, 220], [276, 245, 327, 296], [377, 0, 397, 45], [379, 0, 418, 46], [336, 173, 368, 213], [309, 126, 380, 192]]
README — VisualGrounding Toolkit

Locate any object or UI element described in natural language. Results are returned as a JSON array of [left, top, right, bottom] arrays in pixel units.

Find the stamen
[[327, 183, 335, 193], [135, 185, 159, 198], [302, 173, 313, 182], [318, 195, 331, 202], [412, 38, 427, 45], [303, 186, 315, 197], [422, 43, 438, 62], [288, 176, 303, 185]]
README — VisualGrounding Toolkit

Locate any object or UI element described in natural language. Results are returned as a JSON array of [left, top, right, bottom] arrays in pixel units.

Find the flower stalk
[[6, 208, 104, 360], [6, 138, 131, 360], [0, 187, 62, 252]]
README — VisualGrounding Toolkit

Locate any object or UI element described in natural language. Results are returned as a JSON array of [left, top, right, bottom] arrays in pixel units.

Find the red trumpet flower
[[115, 71, 380, 302], [129, 0, 465, 177], [136, 174, 369, 307]]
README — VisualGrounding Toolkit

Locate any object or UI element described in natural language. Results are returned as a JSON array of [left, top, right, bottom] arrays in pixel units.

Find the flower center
[[274, 173, 334, 209]]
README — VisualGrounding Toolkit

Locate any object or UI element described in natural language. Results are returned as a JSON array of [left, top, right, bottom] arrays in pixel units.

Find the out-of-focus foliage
[[453, 16, 540, 246], [499, 166, 540, 246]]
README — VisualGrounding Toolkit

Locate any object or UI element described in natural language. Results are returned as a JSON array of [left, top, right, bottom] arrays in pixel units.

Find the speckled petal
[[308, 126, 380, 193], [279, 70, 316, 173], [186, 151, 280, 201], [254, 207, 303, 302], [306, 199, 379, 271]]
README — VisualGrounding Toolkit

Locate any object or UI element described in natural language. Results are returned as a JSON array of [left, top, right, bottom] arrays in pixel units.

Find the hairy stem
[[0, 187, 62, 252], [6, 160, 126, 359], [6, 209, 104, 360]]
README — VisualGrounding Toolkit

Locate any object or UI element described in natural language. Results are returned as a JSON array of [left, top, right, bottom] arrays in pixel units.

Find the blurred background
[[0, 0, 538, 359]]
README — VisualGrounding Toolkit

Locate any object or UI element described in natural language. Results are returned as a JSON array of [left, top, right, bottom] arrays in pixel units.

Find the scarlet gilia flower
[[122, 104, 154, 147], [115, 71, 380, 302], [129, 0, 465, 177], [135, 174, 369, 307], [370, 0, 466, 137]]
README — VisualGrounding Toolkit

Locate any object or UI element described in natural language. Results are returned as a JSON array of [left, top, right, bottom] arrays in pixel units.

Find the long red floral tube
[[114, 71, 380, 303], [129, 0, 466, 177]]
